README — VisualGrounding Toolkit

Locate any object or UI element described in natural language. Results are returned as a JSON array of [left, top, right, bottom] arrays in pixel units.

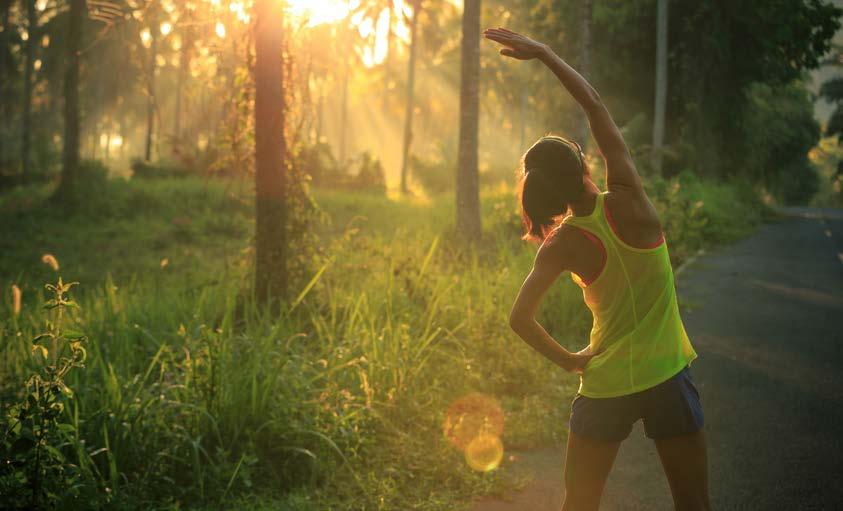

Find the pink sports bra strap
[[572, 226, 607, 286]]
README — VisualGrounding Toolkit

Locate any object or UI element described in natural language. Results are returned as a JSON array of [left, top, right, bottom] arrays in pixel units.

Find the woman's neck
[[569, 184, 600, 217]]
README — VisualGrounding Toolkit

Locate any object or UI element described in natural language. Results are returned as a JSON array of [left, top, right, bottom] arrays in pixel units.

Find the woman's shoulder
[[544, 222, 597, 254], [604, 187, 656, 216]]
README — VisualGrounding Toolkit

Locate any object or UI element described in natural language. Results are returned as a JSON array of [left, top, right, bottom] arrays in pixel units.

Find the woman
[[483, 28, 710, 511]]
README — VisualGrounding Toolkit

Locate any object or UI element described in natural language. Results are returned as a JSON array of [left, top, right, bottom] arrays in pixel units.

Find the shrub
[[0, 278, 100, 510], [298, 141, 341, 186], [298, 142, 386, 194], [130, 158, 195, 179], [349, 152, 386, 193], [410, 154, 453, 195]]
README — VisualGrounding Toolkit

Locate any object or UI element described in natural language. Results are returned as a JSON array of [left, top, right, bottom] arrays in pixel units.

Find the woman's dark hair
[[517, 135, 586, 243]]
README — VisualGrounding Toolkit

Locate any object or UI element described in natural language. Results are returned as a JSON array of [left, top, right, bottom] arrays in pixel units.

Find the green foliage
[[297, 142, 387, 194], [130, 158, 198, 179], [410, 154, 454, 195], [820, 76, 843, 103], [0, 277, 100, 510], [743, 82, 821, 204], [821, 75, 843, 142], [299, 141, 340, 186], [517, 0, 841, 180], [827, 108, 843, 141], [807, 137, 843, 207], [666, 0, 840, 176], [0, 176, 768, 508], [352, 152, 387, 193], [645, 172, 771, 261]]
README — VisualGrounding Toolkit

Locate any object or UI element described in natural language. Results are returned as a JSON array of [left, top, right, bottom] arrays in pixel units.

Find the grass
[[0, 173, 770, 510]]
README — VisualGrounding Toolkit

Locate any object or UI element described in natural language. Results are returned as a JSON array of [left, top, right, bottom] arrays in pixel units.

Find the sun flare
[[286, 0, 355, 27]]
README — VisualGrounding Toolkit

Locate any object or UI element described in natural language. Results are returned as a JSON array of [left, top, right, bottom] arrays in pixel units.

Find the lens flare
[[443, 392, 505, 472], [465, 433, 504, 472], [443, 392, 504, 449]]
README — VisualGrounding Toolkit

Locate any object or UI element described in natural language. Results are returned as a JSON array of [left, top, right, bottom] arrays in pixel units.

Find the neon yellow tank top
[[562, 191, 697, 398]]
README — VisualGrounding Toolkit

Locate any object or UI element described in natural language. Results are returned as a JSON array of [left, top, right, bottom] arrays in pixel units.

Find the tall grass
[[0, 174, 769, 509]]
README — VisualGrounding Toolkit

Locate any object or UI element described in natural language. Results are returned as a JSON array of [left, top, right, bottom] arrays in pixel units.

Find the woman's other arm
[[509, 237, 594, 374], [484, 28, 642, 192]]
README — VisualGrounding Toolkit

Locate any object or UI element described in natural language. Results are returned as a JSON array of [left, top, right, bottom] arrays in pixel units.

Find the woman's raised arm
[[483, 28, 642, 191]]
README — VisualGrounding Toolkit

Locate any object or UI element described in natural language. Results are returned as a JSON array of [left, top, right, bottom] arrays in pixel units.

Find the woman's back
[[561, 191, 697, 398]]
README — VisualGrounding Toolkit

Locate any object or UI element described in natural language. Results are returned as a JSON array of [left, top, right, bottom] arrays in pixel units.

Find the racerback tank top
[[561, 191, 697, 398]]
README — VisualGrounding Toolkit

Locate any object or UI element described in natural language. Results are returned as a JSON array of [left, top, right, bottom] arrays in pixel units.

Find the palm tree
[[254, 0, 287, 303], [575, 0, 592, 147], [0, 0, 10, 167], [174, 13, 193, 142], [355, 0, 395, 107], [382, 0, 394, 108], [21, 0, 37, 175], [144, 4, 158, 162], [339, 10, 351, 164], [456, 0, 481, 240], [652, 0, 668, 174], [399, 0, 421, 194], [56, 0, 85, 200]]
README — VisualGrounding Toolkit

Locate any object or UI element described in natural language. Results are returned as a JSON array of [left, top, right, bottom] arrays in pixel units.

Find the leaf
[[58, 382, 74, 398], [819, 77, 843, 102], [33, 333, 55, 343], [63, 329, 86, 340], [290, 260, 332, 312], [88, 447, 109, 457], [44, 444, 66, 463], [58, 423, 77, 434], [31, 344, 48, 359], [10, 436, 36, 456]]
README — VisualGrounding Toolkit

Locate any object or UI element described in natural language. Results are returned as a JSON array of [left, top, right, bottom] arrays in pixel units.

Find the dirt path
[[471, 208, 843, 510]]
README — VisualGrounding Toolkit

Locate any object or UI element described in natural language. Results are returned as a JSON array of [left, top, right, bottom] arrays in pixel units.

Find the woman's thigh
[[654, 430, 711, 511], [562, 431, 622, 511]]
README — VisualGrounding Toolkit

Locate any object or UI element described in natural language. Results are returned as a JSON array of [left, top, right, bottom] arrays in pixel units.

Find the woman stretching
[[483, 28, 710, 511]]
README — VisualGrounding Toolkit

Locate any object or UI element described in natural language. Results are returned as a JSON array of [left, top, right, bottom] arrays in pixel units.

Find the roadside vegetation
[[0, 170, 770, 510]]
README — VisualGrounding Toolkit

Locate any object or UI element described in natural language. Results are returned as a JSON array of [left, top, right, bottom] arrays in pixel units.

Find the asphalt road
[[472, 208, 843, 510]]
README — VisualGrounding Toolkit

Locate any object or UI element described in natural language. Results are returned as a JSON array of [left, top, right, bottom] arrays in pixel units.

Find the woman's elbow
[[509, 312, 530, 333]]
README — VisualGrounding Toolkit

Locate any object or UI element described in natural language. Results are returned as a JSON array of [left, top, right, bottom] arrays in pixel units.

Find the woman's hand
[[483, 27, 548, 61], [566, 346, 599, 375]]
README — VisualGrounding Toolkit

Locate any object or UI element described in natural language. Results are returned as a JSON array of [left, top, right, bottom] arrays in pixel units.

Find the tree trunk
[[56, 0, 84, 199], [119, 119, 126, 160], [174, 22, 192, 143], [652, 0, 668, 174], [339, 41, 349, 163], [382, 0, 393, 110], [145, 12, 157, 162], [399, 0, 420, 194], [519, 87, 528, 151], [254, 0, 287, 304], [576, 0, 592, 147], [21, 0, 36, 175], [0, 1, 9, 169], [456, 0, 482, 241], [316, 88, 324, 143]]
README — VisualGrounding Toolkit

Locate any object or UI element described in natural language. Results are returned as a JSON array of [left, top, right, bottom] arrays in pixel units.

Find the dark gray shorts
[[569, 366, 704, 442]]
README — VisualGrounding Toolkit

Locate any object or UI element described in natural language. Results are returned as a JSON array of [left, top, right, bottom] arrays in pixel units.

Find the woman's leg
[[562, 431, 622, 511], [653, 430, 711, 511]]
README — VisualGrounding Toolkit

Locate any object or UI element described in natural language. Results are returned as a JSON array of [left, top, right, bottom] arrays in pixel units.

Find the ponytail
[[517, 136, 586, 244]]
